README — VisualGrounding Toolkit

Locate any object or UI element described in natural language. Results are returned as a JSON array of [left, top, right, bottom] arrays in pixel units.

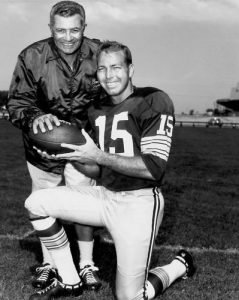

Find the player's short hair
[[96, 41, 133, 66], [50, 1, 85, 26]]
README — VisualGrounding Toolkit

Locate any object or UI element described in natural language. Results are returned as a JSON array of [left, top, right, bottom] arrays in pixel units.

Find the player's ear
[[82, 23, 87, 32], [129, 64, 134, 79]]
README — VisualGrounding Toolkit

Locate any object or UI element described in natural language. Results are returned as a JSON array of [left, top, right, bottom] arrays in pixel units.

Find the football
[[28, 121, 86, 154]]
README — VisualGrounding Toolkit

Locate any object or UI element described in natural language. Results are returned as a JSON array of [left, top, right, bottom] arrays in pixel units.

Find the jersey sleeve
[[140, 91, 175, 182]]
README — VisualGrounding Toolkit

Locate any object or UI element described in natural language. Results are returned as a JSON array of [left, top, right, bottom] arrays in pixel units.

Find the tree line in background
[[0, 90, 8, 106], [0, 90, 232, 116]]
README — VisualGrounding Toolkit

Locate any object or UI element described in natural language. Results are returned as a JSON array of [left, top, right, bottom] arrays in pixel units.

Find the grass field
[[0, 119, 238, 300]]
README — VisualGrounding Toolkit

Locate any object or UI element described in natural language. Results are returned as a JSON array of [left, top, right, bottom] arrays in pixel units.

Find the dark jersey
[[88, 87, 175, 191]]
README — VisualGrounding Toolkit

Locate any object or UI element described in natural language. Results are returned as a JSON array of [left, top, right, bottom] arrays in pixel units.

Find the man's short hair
[[50, 1, 85, 26], [96, 41, 133, 66]]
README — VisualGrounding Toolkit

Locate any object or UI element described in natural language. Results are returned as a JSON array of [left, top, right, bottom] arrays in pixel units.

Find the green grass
[[0, 120, 238, 299]]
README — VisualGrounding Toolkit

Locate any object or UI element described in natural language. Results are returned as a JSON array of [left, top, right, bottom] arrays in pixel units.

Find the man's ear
[[48, 24, 53, 36], [129, 64, 134, 79], [81, 23, 87, 36]]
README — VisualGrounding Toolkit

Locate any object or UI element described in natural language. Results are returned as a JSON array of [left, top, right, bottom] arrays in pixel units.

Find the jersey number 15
[[95, 112, 173, 156]]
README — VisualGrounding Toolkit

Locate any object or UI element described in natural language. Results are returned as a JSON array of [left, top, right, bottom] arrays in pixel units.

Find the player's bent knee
[[24, 190, 45, 216]]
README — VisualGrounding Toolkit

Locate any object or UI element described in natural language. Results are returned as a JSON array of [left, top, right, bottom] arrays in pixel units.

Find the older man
[[7, 1, 102, 291]]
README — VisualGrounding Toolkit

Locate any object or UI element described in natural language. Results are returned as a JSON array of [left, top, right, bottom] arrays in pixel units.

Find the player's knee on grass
[[116, 284, 143, 300]]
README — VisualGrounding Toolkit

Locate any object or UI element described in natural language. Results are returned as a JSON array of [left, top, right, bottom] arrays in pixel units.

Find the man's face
[[97, 50, 133, 99], [50, 14, 84, 55]]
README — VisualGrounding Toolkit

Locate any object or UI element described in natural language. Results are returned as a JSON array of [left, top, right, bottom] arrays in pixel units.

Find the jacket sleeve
[[7, 54, 44, 131]]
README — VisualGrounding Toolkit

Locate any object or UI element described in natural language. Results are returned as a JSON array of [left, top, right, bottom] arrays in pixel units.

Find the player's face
[[50, 14, 85, 55], [97, 50, 134, 102]]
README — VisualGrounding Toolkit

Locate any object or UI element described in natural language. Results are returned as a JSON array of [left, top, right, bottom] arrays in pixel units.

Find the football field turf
[[0, 119, 238, 300]]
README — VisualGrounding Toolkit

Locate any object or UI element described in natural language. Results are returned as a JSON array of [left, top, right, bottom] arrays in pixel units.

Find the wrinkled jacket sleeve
[[7, 54, 44, 131]]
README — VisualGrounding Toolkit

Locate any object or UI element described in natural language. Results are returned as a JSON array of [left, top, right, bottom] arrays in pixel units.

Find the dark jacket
[[7, 36, 102, 174]]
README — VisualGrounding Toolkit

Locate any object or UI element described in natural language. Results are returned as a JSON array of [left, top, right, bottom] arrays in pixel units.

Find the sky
[[1, 0, 239, 113]]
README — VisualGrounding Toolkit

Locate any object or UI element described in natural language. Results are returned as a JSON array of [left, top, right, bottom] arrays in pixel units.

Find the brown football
[[28, 121, 86, 154]]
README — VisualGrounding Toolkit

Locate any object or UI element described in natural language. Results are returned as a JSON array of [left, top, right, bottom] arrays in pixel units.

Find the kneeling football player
[[25, 41, 196, 300]]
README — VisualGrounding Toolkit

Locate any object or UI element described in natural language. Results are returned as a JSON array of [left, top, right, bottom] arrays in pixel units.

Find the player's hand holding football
[[33, 143, 100, 179], [33, 113, 60, 134], [33, 146, 58, 160], [56, 129, 101, 165]]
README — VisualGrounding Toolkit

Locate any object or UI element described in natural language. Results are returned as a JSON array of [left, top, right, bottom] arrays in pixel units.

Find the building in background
[[216, 83, 239, 115]]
